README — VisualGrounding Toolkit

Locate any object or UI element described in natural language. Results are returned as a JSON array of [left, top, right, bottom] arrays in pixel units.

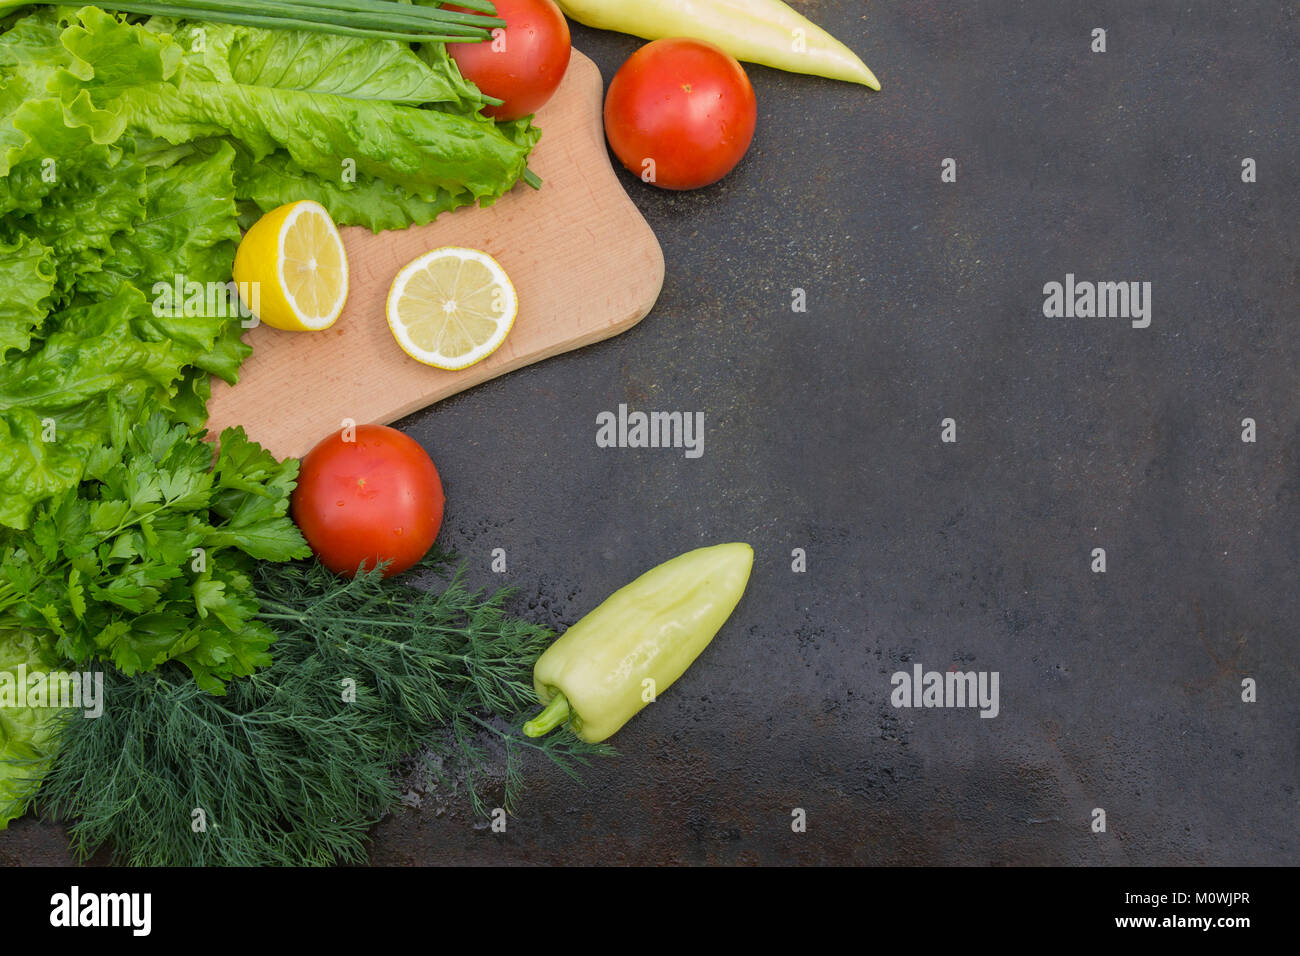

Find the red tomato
[[447, 0, 571, 121], [603, 38, 757, 191], [292, 425, 445, 578]]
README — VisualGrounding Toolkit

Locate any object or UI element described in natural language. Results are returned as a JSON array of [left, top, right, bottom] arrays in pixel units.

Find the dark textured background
[[4, 1, 1296, 866]]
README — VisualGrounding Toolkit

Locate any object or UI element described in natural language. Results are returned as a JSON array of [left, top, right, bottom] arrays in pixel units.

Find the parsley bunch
[[0, 411, 310, 693]]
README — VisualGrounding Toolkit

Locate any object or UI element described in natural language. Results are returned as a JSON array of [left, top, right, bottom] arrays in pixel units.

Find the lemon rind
[[275, 200, 349, 332], [386, 247, 517, 371]]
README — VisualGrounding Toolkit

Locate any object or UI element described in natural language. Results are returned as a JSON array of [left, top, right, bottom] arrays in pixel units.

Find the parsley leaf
[[1, 413, 309, 693]]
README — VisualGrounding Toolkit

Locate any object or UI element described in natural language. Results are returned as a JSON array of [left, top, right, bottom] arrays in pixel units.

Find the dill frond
[[40, 550, 613, 866]]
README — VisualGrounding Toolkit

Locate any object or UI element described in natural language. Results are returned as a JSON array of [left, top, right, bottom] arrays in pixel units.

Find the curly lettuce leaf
[[80, 139, 242, 303], [21, 142, 148, 299], [0, 629, 71, 830], [0, 136, 249, 526], [0, 286, 182, 529], [0, 4, 539, 535], [0, 234, 55, 357], [0, 8, 76, 174]]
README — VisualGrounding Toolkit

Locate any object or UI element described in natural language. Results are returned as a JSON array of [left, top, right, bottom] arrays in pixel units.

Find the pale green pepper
[[523, 543, 753, 743], [555, 0, 880, 89]]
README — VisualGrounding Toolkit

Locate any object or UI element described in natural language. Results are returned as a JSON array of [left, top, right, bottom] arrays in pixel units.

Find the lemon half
[[386, 247, 517, 370], [232, 200, 348, 332]]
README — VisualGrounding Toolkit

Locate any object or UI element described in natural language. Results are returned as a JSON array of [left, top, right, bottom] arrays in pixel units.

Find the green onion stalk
[[0, 0, 505, 43]]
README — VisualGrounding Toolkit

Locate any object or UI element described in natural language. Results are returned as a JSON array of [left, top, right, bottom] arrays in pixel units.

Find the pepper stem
[[522, 692, 570, 738]]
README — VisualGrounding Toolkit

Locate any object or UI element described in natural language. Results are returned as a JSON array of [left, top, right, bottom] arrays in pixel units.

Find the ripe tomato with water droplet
[[603, 38, 756, 190], [292, 425, 445, 577]]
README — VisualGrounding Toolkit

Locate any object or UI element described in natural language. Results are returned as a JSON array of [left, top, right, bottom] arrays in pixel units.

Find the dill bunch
[[40, 551, 611, 866]]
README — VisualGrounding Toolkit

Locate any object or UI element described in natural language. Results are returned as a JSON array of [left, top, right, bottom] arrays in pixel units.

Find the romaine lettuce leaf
[[231, 145, 463, 233], [161, 17, 489, 110], [66, 8, 535, 212], [114, 72, 534, 205]]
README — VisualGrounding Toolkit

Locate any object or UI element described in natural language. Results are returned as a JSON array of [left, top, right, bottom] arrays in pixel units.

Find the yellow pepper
[[522, 543, 753, 742], [555, 0, 879, 89]]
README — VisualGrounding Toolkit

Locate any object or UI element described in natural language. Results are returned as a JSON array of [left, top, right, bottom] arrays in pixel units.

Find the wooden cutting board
[[207, 50, 663, 460]]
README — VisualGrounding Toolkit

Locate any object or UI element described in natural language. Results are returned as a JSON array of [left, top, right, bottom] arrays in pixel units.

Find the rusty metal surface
[[4, 1, 1296, 866]]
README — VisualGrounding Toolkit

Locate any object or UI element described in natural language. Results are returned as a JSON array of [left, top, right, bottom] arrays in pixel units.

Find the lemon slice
[[232, 200, 348, 332], [386, 247, 517, 370]]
